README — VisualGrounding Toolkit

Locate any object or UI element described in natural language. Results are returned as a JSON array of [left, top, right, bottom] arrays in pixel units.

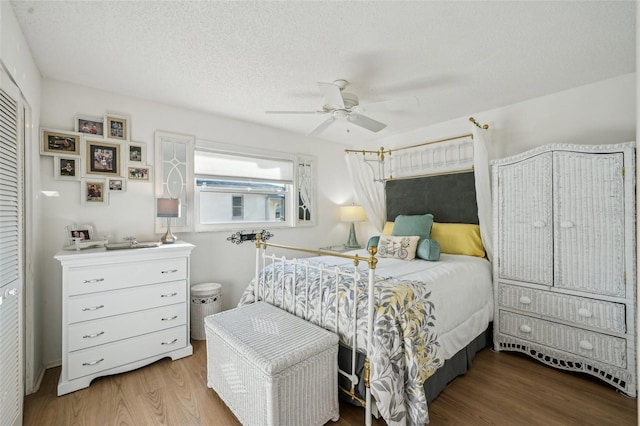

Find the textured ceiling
[[10, 1, 636, 146]]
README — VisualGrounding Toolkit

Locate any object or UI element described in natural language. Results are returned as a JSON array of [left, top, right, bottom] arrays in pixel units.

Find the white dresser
[[54, 242, 195, 396], [492, 142, 636, 396]]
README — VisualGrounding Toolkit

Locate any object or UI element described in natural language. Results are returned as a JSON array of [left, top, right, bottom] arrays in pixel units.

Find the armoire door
[[497, 151, 553, 285], [553, 150, 626, 297]]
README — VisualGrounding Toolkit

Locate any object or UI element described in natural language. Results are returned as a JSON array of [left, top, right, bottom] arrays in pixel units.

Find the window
[[155, 134, 315, 232], [231, 195, 243, 219], [194, 148, 293, 231]]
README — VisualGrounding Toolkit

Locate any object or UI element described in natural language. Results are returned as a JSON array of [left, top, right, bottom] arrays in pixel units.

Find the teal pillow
[[366, 236, 380, 250], [392, 214, 434, 240], [416, 238, 440, 261]]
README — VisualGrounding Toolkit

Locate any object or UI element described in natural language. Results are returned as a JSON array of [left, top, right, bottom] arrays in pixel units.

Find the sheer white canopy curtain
[[345, 153, 386, 232], [472, 125, 493, 261]]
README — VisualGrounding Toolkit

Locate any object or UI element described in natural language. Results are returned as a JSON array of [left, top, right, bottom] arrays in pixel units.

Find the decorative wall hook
[[227, 229, 274, 245]]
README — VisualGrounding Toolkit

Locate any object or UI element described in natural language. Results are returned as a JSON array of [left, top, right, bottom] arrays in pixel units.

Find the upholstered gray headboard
[[385, 171, 479, 224]]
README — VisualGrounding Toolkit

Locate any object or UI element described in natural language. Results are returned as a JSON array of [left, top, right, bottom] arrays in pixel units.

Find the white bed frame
[[254, 236, 378, 426]]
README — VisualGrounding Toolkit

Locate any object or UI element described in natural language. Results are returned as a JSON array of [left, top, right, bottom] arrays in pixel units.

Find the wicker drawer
[[67, 325, 187, 380], [67, 257, 187, 296], [67, 281, 186, 324], [498, 310, 627, 368], [68, 303, 186, 351], [498, 283, 626, 334]]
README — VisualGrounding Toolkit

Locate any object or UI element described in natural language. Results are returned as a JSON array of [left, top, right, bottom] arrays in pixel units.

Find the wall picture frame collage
[[40, 111, 152, 206]]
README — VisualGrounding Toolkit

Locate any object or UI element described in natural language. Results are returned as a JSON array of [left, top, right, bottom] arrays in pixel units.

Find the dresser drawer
[[498, 310, 627, 368], [67, 325, 187, 381], [67, 257, 187, 296], [68, 303, 187, 351], [67, 281, 186, 324], [498, 283, 626, 334]]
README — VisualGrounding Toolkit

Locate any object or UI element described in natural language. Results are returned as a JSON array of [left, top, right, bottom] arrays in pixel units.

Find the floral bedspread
[[238, 259, 443, 426]]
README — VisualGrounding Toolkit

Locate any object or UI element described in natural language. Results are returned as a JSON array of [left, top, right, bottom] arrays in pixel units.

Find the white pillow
[[377, 235, 420, 261]]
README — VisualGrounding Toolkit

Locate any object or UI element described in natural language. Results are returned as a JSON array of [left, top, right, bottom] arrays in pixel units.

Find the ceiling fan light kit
[[266, 79, 414, 136]]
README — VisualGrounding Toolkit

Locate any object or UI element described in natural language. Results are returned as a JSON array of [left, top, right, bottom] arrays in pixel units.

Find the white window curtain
[[472, 125, 493, 261], [345, 153, 386, 231]]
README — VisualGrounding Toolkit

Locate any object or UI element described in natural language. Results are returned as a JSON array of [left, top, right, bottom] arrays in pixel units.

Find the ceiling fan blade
[[347, 113, 387, 133], [317, 82, 345, 109], [265, 110, 325, 114], [354, 96, 420, 113], [308, 117, 336, 137]]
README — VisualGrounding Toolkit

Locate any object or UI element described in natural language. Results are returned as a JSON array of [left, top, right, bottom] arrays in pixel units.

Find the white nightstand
[[319, 245, 359, 253]]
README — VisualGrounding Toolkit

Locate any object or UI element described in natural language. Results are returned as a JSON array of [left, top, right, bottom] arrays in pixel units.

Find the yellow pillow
[[382, 221, 394, 235], [430, 223, 485, 257]]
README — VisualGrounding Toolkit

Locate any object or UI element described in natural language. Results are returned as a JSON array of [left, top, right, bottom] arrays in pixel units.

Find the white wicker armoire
[[492, 142, 636, 396]]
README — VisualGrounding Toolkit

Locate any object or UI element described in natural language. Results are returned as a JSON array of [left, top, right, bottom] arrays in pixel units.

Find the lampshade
[[157, 198, 180, 218], [340, 205, 366, 222]]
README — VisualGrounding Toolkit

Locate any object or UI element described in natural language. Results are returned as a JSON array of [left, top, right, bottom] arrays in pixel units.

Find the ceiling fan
[[265, 79, 419, 136]]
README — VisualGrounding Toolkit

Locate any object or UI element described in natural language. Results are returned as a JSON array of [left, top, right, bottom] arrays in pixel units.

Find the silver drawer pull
[[579, 340, 593, 351], [161, 338, 178, 345], [161, 315, 178, 321], [82, 358, 104, 366], [81, 304, 105, 311], [83, 331, 105, 339], [161, 292, 178, 298], [532, 221, 546, 228], [519, 324, 532, 333], [83, 278, 105, 284], [577, 308, 593, 318], [560, 221, 575, 228], [518, 296, 531, 305], [161, 269, 178, 274]]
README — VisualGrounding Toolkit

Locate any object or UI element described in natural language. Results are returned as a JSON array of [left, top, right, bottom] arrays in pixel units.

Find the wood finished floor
[[24, 340, 637, 426]]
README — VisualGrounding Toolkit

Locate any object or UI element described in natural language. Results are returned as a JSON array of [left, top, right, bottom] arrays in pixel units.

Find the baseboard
[[25, 365, 47, 395], [45, 359, 62, 369]]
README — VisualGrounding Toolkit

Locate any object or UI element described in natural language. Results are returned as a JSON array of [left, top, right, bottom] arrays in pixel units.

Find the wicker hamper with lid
[[205, 302, 340, 426], [190, 283, 222, 340]]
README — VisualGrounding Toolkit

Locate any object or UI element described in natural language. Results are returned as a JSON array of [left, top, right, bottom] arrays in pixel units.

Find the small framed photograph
[[74, 114, 104, 136], [105, 113, 129, 140], [53, 155, 81, 180], [108, 177, 126, 192], [65, 224, 95, 245], [81, 179, 108, 205], [127, 141, 145, 164], [128, 166, 151, 181], [84, 138, 123, 176], [41, 129, 81, 156]]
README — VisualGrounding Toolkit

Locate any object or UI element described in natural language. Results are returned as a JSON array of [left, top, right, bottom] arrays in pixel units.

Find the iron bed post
[[364, 247, 377, 426], [254, 235, 261, 303]]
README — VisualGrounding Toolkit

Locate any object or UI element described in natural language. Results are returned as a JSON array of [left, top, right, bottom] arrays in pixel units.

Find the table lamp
[[157, 198, 180, 244], [340, 205, 367, 249]]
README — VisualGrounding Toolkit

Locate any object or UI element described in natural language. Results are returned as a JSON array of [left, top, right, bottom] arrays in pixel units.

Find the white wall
[[376, 73, 635, 160], [38, 79, 356, 366], [1, 1, 43, 394]]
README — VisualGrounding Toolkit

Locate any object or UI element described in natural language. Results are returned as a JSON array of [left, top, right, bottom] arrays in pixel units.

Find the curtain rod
[[469, 116, 489, 129], [345, 117, 488, 159]]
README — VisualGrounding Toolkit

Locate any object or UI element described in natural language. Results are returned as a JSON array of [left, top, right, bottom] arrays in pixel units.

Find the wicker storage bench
[[205, 302, 340, 426]]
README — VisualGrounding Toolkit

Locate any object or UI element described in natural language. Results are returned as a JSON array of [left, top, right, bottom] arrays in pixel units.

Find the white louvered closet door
[[0, 70, 24, 426], [497, 152, 553, 285], [553, 151, 625, 297]]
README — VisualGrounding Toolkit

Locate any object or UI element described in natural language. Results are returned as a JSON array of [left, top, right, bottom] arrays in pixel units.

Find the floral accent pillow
[[377, 235, 420, 260]]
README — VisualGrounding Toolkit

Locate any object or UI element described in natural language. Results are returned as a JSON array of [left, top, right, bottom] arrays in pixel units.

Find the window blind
[[195, 150, 293, 182]]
